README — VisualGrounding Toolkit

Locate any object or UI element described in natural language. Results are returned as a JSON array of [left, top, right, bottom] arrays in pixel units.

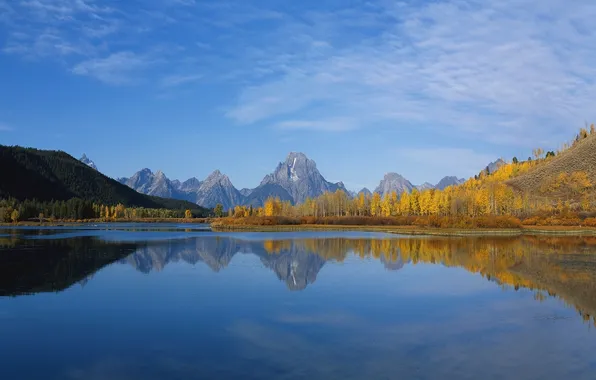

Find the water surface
[[1, 226, 596, 379]]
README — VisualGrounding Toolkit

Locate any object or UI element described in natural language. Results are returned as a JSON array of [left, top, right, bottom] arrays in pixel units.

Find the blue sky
[[1, 0, 595, 191]]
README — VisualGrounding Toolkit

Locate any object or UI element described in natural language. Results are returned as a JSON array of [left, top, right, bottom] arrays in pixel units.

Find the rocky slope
[[374, 173, 414, 196], [195, 170, 244, 209], [435, 176, 465, 190], [79, 154, 98, 170], [260, 152, 348, 204]]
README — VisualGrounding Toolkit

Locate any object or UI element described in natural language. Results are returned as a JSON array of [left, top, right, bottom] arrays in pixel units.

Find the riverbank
[[210, 223, 596, 236], [0, 218, 211, 227], [2, 219, 595, 237]]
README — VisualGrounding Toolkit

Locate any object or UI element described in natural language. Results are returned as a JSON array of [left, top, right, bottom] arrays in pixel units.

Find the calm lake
[[1, 224, 596, 379]]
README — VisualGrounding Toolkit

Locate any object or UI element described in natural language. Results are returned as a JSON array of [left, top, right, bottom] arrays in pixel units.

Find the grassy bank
[[211, 216, 596, 236], [212, 224, 596, 236]]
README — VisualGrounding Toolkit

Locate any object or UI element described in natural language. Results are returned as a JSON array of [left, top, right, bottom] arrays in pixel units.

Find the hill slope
[[508, 134, 596, 194], [0, 145, 205, 211]]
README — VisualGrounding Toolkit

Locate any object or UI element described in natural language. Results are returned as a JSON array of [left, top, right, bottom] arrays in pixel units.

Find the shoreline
[[2, 220, 595, 237], [210, 224, 596, 236], [0, 218, 211, 227]]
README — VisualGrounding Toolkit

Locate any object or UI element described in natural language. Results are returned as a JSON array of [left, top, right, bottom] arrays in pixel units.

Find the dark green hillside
[[0, 145, 206, 212]]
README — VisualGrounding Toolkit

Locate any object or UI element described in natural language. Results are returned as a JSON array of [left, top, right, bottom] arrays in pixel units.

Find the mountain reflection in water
[[1, 234, 596, 325]]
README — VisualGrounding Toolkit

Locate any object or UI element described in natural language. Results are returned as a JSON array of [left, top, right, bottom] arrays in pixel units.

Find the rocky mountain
[[243, 183, 293, 207], [486, 159, 506, 175], [195, 170, 244, 209], [118, 151, 475, 209], [122, 168, 181, 199], [79, 154, 98, 170], [260, 152, 348, 204], [121, 168, 241, 209], [179, 177, 202, 192], [358, 188, 372, 197], [435, 176, 465, 190], [416, 182, 435, 191], [373, 175, 464, 195], [374, 173, 414, 196]]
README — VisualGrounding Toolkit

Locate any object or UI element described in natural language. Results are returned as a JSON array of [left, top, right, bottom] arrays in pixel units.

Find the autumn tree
[[185, 209, 193, 219], [10, 209, 19, 223], [533, 148, 544, 160], [371, 193, 381, 216], [214, 204, 224, 218]]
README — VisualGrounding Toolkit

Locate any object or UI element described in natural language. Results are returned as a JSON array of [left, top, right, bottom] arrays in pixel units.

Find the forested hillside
[[0, 145, 206, 212]]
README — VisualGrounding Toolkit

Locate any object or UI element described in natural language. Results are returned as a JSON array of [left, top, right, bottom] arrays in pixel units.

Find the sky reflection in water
[[1, 227, 596, 380]]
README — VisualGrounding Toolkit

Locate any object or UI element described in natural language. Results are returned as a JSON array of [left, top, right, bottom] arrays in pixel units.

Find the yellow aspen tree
[[428, 189, 439, 216], [381, 193, 392, 217], [410, 189, 421, 215], [400, 192, 411, 216], [419, 190, 432, 216], [371, 193, 381, 217], [264, 197, 275, 216], [390, 191, 399, 216]]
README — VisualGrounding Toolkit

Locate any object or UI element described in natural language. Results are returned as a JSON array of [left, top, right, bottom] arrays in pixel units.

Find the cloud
[[225, 0, 596, 147], [1, 0, 114, 59], [160, 74, 202, 87], [72, 52, 153, 85], [3, 0, 596, 147], [275, 118, 358, 132]]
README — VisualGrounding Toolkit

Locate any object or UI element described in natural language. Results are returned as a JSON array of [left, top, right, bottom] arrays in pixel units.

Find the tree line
[[0, 198, 201, 223], [225, 126, 595, 222], [260, 236, 596, 326]]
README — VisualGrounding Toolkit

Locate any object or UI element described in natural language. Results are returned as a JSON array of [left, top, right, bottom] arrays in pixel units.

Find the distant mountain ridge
[[373, 173, 465, 196], [120, 152, 351, 209], [115, 152, 486, 209]]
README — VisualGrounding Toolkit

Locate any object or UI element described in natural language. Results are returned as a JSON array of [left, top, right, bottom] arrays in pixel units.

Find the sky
[[1, 0, 596, 191]]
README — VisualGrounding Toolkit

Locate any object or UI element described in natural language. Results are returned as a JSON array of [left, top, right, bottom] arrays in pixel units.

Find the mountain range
[[101, 152, 470, 209], [0, 145, 205, 212]]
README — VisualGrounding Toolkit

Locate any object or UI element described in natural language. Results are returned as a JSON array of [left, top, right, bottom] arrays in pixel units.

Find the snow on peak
[[79, 154, 98, 171], [290, 157, 299, 182]]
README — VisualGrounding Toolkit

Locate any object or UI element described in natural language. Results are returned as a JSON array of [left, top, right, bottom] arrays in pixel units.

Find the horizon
[[2, 0, 595, 190], [82, 149, 477, 193]]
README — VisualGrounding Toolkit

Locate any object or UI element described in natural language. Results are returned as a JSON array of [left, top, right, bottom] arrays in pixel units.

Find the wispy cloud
[[3, 0, 596, 147], [225, 0, 596, 147], [275, 118, 358, 132], [72, 52, 154, 85], [160, 74, 202, 87]]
